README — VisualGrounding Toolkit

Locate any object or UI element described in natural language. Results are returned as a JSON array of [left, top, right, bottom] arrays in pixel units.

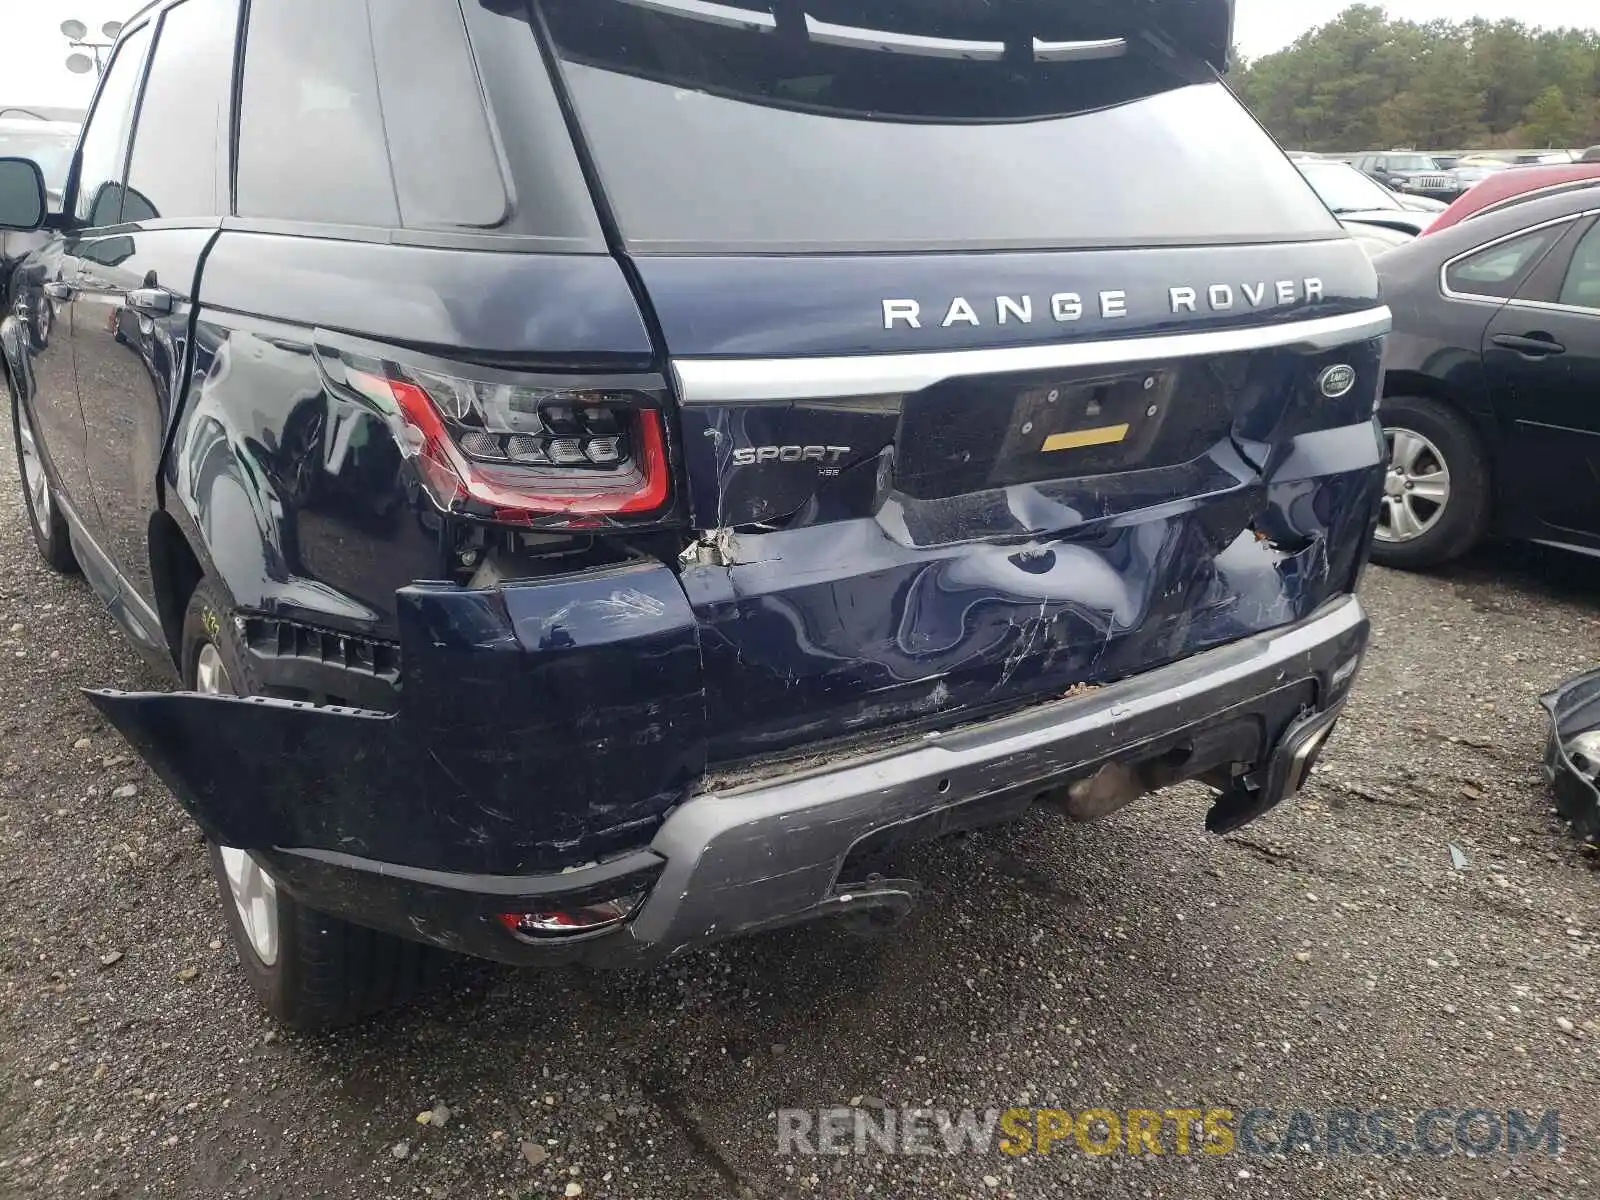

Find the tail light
[[314, 340, 672, 527]]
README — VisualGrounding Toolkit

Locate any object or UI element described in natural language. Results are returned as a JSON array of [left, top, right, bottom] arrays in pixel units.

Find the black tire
[[181, 579, 435, 1030], [8, 375, 78, 574], [1370, 395, 1491, 571]]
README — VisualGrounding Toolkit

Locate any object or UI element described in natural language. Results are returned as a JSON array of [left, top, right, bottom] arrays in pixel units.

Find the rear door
[[1483, 215, 1600, 540], [73, 0, 238, 618], [538, 0, 1390, 765]]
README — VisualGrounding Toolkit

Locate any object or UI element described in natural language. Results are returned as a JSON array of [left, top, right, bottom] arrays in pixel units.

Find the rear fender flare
[[162, 401, 283, 617], [84, 560, 711, 874], [159, 333, 378, 629]]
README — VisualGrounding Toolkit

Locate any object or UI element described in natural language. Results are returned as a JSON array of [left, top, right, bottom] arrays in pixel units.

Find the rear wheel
[[1370, 395, 1490, 570], [182, 579, 435, 1029], [9, 379, 77, 574]]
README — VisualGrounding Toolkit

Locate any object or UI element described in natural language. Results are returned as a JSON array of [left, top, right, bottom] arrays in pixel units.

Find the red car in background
[[1425, 162, 1600, 235]]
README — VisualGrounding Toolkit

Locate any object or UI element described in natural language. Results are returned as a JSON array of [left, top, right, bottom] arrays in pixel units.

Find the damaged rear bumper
[[96, 594, 1366, 966]]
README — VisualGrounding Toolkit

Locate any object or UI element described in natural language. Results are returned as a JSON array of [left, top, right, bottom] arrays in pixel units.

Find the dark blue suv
[[0, 0, 1387, 1028]]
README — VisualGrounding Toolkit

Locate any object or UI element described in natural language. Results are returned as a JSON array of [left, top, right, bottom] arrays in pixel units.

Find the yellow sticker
[[1041, 424, 1131, 453]]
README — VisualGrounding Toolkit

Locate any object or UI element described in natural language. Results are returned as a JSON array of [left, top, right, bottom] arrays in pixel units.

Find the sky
[[1, 0, 1598, 110], [0, 0, 141, 110]]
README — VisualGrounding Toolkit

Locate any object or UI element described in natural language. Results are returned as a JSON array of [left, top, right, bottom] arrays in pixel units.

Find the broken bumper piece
[[1541, 668, 1600, 843], [89, 594, 1368, 967]]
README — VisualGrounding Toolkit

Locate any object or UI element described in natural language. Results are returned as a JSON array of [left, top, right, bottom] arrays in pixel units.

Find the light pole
[[62, 19, 124, 76]]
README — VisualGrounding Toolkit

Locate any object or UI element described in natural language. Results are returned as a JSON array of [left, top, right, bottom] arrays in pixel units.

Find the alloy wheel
[[194, 642, 280, 966], [14, 397, 53, 541], [1376, 426, 1450, 544]]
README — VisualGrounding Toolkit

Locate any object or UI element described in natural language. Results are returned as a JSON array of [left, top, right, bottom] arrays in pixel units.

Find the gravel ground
[[2, 423, 1598, 1200]]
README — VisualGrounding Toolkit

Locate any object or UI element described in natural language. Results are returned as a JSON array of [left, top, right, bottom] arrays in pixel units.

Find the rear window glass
[[1558, 222, 1600, 310], [1299, 162, 1402, 214], [539, 0, 1337, 253]]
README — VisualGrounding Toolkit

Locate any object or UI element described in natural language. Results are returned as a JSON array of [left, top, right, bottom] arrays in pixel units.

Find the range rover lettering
[[0, 0, 1387, 1028]]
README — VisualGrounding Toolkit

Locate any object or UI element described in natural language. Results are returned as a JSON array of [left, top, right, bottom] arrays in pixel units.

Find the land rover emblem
[[1318, 365, 1357, 399]]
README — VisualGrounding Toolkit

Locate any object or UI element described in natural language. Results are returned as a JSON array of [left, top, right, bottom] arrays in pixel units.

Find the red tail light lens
[[316, 344, 672, 527]]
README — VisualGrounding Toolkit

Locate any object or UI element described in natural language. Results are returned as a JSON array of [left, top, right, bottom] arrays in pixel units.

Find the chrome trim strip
[[1438, 210, 1595, 304], [1032, 36, 1127, 62], [803, 15, 1005, 60], [618, 0, 776, 32], [672, 308, 1393, 404], [1505, 298, 1600, 317]]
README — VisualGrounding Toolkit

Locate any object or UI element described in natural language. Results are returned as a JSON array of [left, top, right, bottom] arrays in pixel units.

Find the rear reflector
[[497, 892, 646, 940]]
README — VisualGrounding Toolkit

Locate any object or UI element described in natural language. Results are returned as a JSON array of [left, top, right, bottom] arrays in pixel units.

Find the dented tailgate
[[545, 0, 1389, 764], [648, 245, 1388, 764]]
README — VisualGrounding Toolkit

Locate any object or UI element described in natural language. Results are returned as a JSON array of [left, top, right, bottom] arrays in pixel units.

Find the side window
[[236, 0, 396, 227], [72, 23, 152, 227], [123, 0, 241, 223], [1558, 223, 1600, 311], [1445, 226, 1567, 300], [369, 0, 509, 228], [236, 0, 506, 230]]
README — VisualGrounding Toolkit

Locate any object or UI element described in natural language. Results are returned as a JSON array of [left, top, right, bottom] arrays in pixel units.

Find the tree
[[1517, 85, 1582, 148], [1374, 31, 1485, 148], [1231, 5, 1600, 151], [1468, 20, 1543, 132]]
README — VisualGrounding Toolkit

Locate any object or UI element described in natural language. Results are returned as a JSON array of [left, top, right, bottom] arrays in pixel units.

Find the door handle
[[127, 287, 174, 316], [1492, 332, 1566, 357], [42, 281, 74, 301]]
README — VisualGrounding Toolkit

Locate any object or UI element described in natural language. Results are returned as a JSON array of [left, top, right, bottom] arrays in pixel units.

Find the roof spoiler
[[1141, 0, 1234, 72], [588, 1, 1237, 74]]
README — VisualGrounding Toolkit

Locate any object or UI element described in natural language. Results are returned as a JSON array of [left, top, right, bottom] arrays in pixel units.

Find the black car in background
[[1374, 182, 1600, 568], [1352, 151, 1464, 204]]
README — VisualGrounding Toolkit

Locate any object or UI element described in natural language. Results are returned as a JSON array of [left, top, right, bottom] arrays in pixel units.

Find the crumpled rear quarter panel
[[88, 561, 706, 873]]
